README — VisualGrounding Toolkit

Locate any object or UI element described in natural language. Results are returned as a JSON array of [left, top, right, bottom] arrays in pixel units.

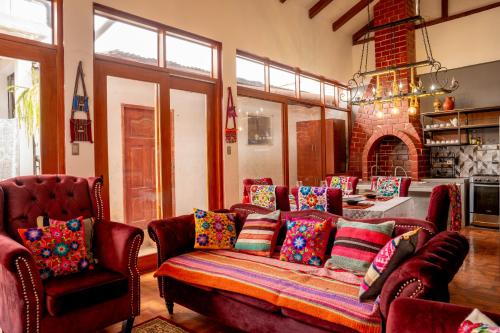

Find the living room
[[0, 0, 499, 332]]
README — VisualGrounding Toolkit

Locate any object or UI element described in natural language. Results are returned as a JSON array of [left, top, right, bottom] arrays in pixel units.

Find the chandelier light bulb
[[399, 81, 403, 90], [391, 106, 400, 115], [430, 84, 435, 91], [376, 110, 384, 118], [408, 106, 417, 115]]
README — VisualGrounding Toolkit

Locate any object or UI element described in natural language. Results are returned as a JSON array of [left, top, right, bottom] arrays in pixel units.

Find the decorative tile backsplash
[[432, 145, 500, 177]]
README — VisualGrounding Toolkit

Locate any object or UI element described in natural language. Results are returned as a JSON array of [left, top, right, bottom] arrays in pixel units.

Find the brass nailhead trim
[[128, 235, 142, 315], [15, 257, 40, 333]]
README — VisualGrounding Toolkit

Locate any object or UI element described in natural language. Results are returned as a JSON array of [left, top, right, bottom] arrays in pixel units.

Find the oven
[[470, 175, 500, 228]]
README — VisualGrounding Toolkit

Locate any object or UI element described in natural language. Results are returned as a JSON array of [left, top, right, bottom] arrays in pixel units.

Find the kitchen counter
[[357, 177, 469, 225]]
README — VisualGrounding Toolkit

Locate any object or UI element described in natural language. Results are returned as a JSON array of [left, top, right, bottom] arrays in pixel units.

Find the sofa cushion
[[298, 186, 328, 211], [217, 290, 281, 313], [44, 266, 128, 316], [194, 209, 237, 249], [250, 185, 277, 210], [234, 210, 281, 257]]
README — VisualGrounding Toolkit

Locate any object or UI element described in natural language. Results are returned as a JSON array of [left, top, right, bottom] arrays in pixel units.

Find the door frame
[[94, 57, 223, 220]]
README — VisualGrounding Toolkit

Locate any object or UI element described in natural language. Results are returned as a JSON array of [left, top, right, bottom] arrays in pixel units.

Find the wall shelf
[[421, 105, 500, 117]]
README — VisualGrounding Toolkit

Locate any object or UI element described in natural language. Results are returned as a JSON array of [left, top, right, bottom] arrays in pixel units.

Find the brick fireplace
[[348, 0, 429, 180]]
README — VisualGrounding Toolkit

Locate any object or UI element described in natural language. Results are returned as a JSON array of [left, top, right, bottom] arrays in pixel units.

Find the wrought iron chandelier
[[345, 0, 459, 116]]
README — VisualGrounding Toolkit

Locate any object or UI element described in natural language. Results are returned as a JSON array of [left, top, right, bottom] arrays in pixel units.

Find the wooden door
[[325, 119, 347, 175], [297, 120, 322, 186], [122, 104, 157, 229]]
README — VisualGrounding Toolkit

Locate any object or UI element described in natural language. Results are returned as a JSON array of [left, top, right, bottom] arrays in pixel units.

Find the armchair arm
[[93, 221, 144, 275], [87, 176, 104, 220], [379, 231, 469, 319], [147, 215, 195, 266], [0, 233, 43, 333]]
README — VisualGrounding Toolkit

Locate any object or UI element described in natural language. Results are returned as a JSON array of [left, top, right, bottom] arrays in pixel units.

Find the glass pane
[[166, 35, 212, 76], [106, 77, 160, 231], [236, 56, 265, 90], [325, 84, 338, 107], [95, 14, 158, 65], [0, 56, 41, 179], [237, 97, 283, 201], [338, 87, 350, 109], [300, 75, 320, 100], [0, 0, 52, 43], [325, 109, 348, 175], [288, 104, 322, 186], [270, 66, 296, 96], [170, 89, 208, 215]]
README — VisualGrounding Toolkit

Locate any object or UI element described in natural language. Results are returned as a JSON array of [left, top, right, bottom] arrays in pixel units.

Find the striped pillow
[[326, 219, 395, 275], [234, 210, 281, 257]]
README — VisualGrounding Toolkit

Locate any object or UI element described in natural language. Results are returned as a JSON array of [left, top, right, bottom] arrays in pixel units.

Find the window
[[269, 66, 295, 96], [300, 75, 321, 100], [94, 14, 158, 65], [236, 56, 265, 90], [166, 34, 213, 76], [0, 0, 53, 43], [324, 84, 337, 107]]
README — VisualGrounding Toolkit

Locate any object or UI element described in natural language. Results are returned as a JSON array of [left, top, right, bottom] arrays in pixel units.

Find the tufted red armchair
[[0, 175, 144, 333]]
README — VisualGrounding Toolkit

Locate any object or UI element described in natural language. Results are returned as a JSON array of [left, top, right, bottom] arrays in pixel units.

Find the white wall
[[237, 97, 283, 200], [106, 77, 156, 222], [62, 0, 353, 208]]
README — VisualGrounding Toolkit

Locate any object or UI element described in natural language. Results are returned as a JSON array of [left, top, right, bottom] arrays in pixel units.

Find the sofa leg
[[166, 300, 174, 315], [122, 317, 135, 333]]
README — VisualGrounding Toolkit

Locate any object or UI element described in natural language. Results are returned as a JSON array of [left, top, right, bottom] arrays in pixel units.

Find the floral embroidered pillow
[[298, 186, 328, 211], [375, 177, 402, 197], [329, 176, 349, 191], [250, 185, 277, 210], [194, 209, 237, 249], [279, 218, 332, 266], [458, 309, 499, 333], [18, 217, 90, 280]]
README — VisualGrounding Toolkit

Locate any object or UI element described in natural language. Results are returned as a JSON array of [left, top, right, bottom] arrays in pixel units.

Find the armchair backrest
[[426, 185, 450, 232], [0, 175, 103, 242]]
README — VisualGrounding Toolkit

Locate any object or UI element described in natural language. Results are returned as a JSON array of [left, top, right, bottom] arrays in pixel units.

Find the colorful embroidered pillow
[[288, 194, 298, 211], [37, 216, 96, 264], [298, 186, 328, 211], [329, 176, 349, 191], [359, 228, 421, 301], [235, 210, 281, 257], [250, 185, 277, 210], [375, 177, 402, 197], [18, 217, 89, 280], [326, 219, 395, 275], [279, 218, 332, 266], [458, 309, 500, 333], [194, 209, 236, 249]]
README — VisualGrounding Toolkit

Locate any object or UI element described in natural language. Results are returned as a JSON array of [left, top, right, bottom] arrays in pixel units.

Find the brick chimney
[[348, 0, 428, 180]]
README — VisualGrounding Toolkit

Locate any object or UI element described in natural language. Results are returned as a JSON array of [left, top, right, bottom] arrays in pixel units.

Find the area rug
[[132, 316, 191, 333]]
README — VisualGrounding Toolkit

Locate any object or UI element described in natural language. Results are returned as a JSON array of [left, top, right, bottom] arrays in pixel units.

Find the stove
[[470, 174, 500, 228]]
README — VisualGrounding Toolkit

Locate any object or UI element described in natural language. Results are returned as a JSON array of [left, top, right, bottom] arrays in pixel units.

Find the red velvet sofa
[[387, 298, 500, 333], [0, 175, 144, 333], [148, 205, 469, 333]]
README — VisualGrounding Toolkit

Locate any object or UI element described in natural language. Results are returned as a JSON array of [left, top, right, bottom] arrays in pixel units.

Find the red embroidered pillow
[[18, 217, 89, 280], [279, 218, 332, 266]]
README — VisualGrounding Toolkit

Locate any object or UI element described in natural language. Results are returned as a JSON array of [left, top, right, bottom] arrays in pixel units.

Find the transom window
[[0, 0, 53, 44], [236, 51, 348, 109], [93, 7, 219, 78]]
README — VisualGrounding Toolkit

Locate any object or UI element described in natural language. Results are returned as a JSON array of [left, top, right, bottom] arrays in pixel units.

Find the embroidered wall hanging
[[70, 61, 93, 143], [225, 87, 238, 143]]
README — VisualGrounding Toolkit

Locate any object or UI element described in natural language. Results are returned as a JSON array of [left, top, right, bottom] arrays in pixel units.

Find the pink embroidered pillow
[[458, 309, 499, 333], [279, 218, 332, 266], [18, 217, 89, 280]]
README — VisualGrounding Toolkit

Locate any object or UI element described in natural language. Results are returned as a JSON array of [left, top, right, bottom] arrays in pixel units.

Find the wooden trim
[[332, 0, 375, 32], [320, 106, 326, 179], [55, 0, 65, 173], [441, 0, 449, 18], [354, 2, 500, 45], [309, 0, 335, 19], [416, 2, 500, 29], [282, 103, 289, 187], [138, 253, 158, 274]]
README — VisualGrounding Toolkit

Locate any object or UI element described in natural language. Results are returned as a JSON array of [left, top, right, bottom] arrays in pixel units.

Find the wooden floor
[[100, 226, 500, 333]]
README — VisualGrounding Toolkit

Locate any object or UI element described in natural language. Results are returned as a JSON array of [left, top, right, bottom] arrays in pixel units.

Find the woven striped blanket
[[155, 250, 382, 333]]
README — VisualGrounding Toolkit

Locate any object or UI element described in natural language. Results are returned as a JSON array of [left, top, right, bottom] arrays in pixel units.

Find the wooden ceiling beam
[[352, 19, 373, 43], [332, 0, 375, 31], [309, 0, 335, 18], [280, 0, 287, 3], [441, 0, 449, 18]]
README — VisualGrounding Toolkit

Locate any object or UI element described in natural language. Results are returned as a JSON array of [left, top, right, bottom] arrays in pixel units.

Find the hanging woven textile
[[448, 183, 462, 231], [225, 87, 238, 144], [70, 61, 93, 143]]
